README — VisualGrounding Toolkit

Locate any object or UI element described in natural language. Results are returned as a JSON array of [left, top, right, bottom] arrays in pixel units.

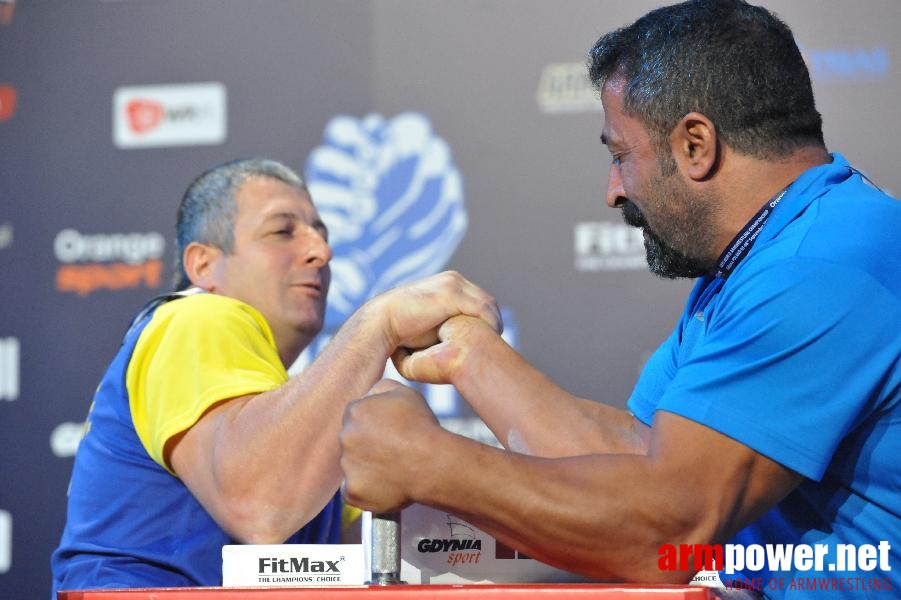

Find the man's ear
[[670, 112, 718, 181], [182, 242, 222, 291]]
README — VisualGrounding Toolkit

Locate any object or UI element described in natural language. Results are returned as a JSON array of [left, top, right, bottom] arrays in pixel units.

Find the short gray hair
[[172, 158, 306, 290]]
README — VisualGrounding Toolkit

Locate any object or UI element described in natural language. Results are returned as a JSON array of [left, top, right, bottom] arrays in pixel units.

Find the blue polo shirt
[[629, 154, 901, 597]]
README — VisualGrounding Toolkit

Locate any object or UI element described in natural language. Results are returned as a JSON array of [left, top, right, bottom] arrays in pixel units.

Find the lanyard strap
[[714, 188, 788, 279]]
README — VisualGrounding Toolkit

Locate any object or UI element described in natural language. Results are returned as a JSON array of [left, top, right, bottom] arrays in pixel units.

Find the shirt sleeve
[[627, 278, 709, 426], [126, 294, 288, 472], [627, 323, 682, 427]]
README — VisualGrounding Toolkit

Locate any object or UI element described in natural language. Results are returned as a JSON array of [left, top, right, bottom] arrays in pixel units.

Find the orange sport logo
[[0, 1, 15, 26], [53, 229, 166, 297]]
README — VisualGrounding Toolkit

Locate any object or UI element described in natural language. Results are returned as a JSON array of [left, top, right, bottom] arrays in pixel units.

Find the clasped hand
[[340, 271, 502, 512]]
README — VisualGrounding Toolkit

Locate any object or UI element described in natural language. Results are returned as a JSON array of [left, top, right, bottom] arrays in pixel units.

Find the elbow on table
[[574, 542, 700, 585], [587, 508, 719, 584], [210, 491, 306, 545]]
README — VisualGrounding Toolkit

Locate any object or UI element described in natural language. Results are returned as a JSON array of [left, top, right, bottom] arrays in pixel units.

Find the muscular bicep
[[649, 410, 803, 545], [166, 394, 256, 532]]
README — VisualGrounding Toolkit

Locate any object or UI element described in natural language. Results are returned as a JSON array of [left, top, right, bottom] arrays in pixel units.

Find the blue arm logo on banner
[[305, 112, 468, 331], [298, 112, 515, 425]]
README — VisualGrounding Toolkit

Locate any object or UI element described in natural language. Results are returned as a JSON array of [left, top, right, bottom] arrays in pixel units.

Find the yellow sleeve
[[127, 293, 287, 473], [342, 503, 363, 531]]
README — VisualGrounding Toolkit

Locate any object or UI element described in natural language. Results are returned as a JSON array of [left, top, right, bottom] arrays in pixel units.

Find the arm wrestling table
[[59, 512, 730, 598], [58, 583, 719, 599]]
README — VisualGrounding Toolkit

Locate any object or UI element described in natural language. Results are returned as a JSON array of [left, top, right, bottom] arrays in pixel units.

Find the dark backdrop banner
[[1, 1, 898, 596]]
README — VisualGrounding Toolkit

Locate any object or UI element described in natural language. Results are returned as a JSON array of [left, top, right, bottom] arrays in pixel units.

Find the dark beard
[[621, 201, 713, 279]]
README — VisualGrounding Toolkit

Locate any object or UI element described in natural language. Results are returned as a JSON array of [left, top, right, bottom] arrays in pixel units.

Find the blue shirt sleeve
[[635, 258, 898, 481]]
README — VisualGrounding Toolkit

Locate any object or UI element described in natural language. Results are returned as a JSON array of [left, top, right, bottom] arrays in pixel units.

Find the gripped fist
[[339, 380, 440, 513], [372, 271, 502, 352], [392, 314, 498, 384]]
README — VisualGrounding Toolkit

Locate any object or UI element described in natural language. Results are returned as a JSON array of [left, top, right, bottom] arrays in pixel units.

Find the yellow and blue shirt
[[51, 293, 342, 594]]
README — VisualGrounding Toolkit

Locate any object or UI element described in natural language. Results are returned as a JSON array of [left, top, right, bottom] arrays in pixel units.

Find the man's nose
[[303, 228, 332, 266], [606, 164, 627, 208]]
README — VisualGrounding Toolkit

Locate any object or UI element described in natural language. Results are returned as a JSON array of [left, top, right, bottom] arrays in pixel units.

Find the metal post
[[368, 511, 405, 585]]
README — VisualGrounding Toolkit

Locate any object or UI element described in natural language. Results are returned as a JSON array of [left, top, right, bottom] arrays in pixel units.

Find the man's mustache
[[621, 200, 646, 229]]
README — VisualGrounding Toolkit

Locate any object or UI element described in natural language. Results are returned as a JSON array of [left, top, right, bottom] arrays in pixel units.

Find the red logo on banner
[[0, 1, 15, 26], [0, 85, 17, 123], [126, 99, 165, 134]]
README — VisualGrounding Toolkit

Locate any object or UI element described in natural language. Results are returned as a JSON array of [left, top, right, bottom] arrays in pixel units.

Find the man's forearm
[[450, 328, 649, 457], [340, 392, 799, 584], [403, 430, 684, 583]]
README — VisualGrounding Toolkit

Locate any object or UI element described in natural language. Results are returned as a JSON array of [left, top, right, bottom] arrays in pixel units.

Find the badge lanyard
[[714, 188, 788, 280]]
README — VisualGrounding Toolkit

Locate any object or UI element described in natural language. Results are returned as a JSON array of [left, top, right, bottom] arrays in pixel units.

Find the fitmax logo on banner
[[574, 221, 646, 272], [0, 337, 19, 402], [113, 82, 227, 148]]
